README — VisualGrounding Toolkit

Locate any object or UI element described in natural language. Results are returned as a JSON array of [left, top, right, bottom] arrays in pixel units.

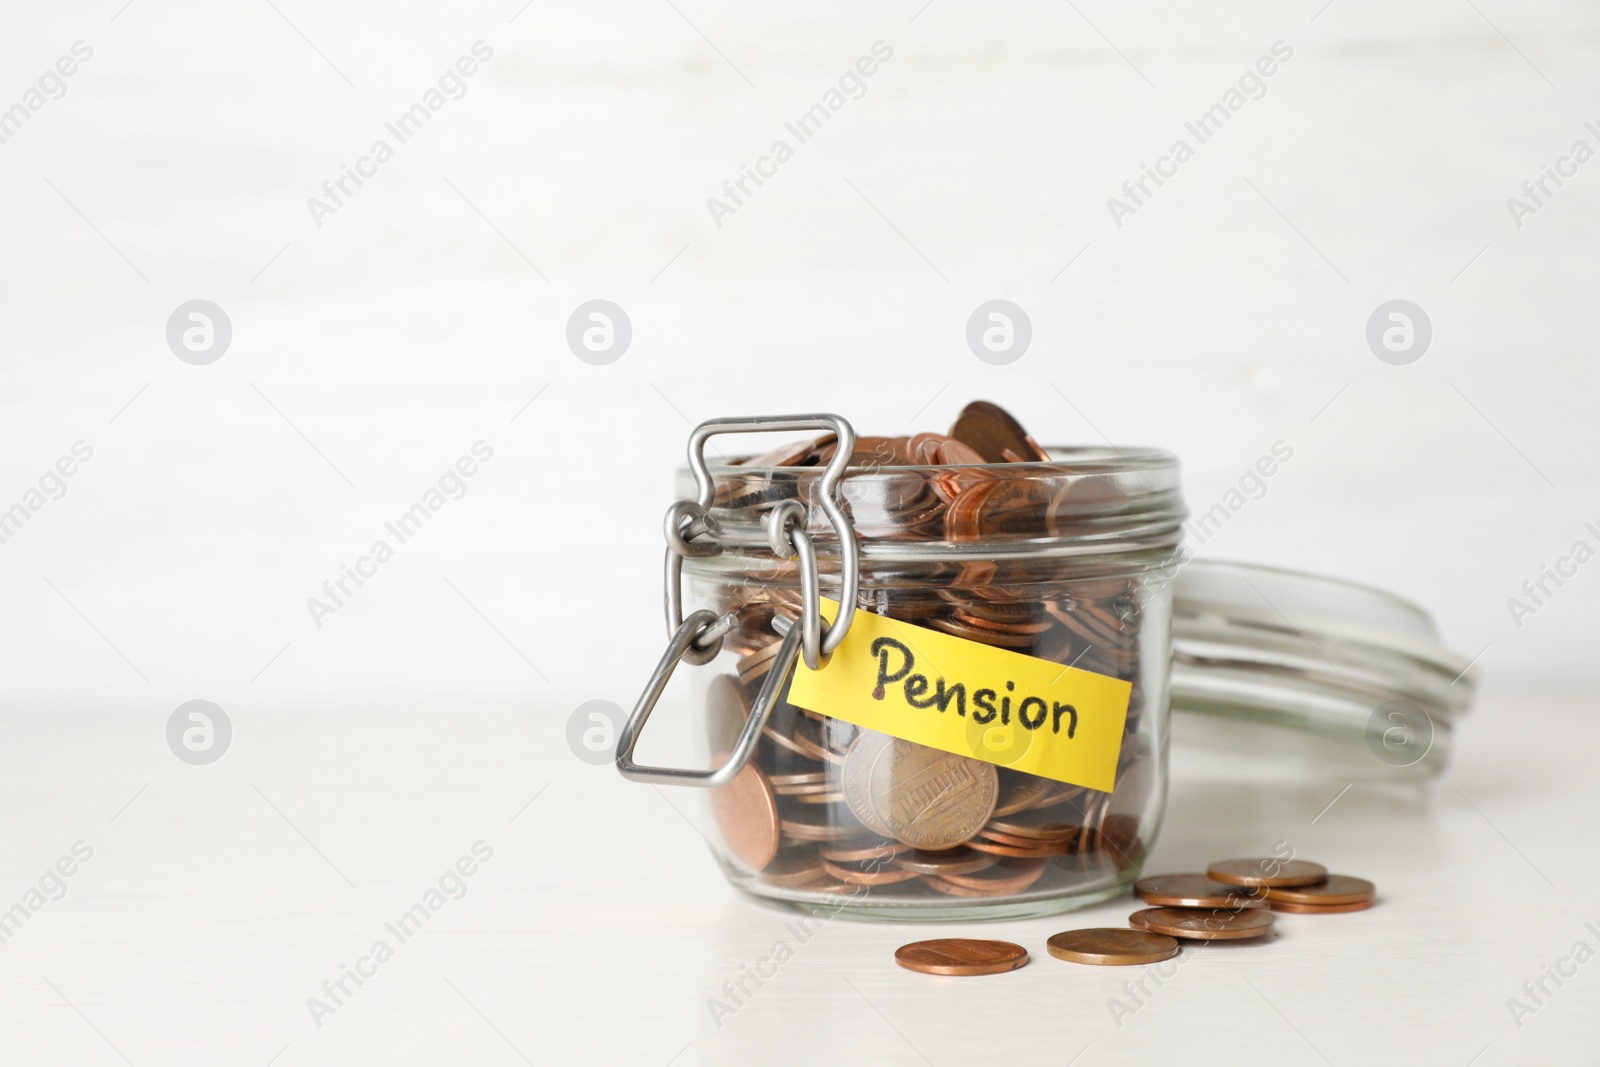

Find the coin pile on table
[[703, 402, 1160, 909], [891, 857, 1378, 975]]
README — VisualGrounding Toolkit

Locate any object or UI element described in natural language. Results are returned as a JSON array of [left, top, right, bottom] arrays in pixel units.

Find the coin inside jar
[[709, 757, 780, 870], [1137, 907, 1276, 941], [894, 938, 1029, 976], [1046, 928, 1181, 966], [868, 739, 998, 850], [891, 847, 998, 877], [1208, 858, 1328, 889]]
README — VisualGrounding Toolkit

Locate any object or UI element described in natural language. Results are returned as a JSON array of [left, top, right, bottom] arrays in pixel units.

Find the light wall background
[[1, 0, 1597, 721]]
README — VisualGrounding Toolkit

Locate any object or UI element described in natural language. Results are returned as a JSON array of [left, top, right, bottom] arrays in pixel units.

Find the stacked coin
[[703, 402, 1160, 907], [1113, 859, 1376, 943]]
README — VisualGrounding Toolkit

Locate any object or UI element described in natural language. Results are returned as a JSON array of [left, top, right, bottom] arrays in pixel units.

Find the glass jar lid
[[1169, 559, 1478, 780]]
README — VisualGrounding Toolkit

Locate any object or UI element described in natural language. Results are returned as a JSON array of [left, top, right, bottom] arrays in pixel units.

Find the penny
[[819, 839, 911, 862], [949, 401, 1049, 464], [894, 938, 1029, 977], [1128, 907, 1155, 930], [993, 771, 1055, 817], [937, 857, 1046, 893], [779, 813, 861, 843], [966, 837, 1070, 859], [821, 857, 921, 886], [768, 770, 828, 788], [1208, 858, 1328, 889], [709, 757, 780, 870], [1135, 874, 1267, 910], [1046, 928, 1181, 966], [759, 847, 827, 888], [1267, 898, 1375, 914], [936, 438, 986, 466], [978, 826, 1070, 848], [1138, 907, 1276, 941], [1262, 875, 1375, 906], [793, 790, 847, 804], [790, 716, 846, 765], [773, 780, 832, 795], [983, 814, 1080, 842], [868, 738, 998, 850], [893, 847, 998, 876], [705, 674, 750, 756], [841, 731, 898, 838]]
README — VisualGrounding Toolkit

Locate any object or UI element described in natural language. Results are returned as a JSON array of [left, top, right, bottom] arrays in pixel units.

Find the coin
[[780, 812, 861, 843], [868, 738, 998, 850], [983, 813, 1080, 842], [709, 758, 780, 870], [992, 771, 1055, 816], [1135, 874, 1267, 910], [705, 674, 749, 756], [841, 731, 898, 838], [1138, 907, 1276, 941], [1046, 928, 1181, 966], [1128, 907, 1155, 930], [894, 938, 1029, 976], [821, 857, 921, 886], [949, 401, 1049, 464], [1208, 858, 1328, 889], [893, 848, 999, 876], [936, 857, 1046, 894], [768, 770, 828, 788], [819, 839, 910, 862], [1262, 875, 1375, 906], [759, 847, 827, 888], [966, 837, 1070, 859], [1267, 898, 1375, 914]]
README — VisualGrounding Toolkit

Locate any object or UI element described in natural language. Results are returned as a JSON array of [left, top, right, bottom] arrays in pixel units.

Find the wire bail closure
[[617, 414, 861, 787]]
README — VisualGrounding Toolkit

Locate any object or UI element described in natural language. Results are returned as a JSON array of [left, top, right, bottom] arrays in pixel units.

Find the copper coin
[[993, 772, 1055, 817], [841, 732, 898, 837], [948, 401, 1049, 464], [935, 439, 986, 466], [894, 938, 1029, 976], [1128, 907, 1155, 930], [924, 875, 1008, 898], [709, 757, 780, 870], [977, 826, 1067, 848], [780, 814, 861, 843], [1138, 907, 1275, 941], [759, 847, 827, 888], [966, 837, 1070, 859], [1263, 875, 1375, 906], [792, 791, 847, 805], [983, 814, 1080, 842], [1268, 898, 1376, 915], [705, 674, 749, 756], [937, 857, 1047, 893], [867, 738, 998, 850], [768, 770, 828, 788], [820, 839, 909, 863], [1046, 928, 1180, 966], [1208, 858, 1328, 888], [1135, 874, 1268, 910], [892, 847, 998, 877], [821, 857, 920, 886]]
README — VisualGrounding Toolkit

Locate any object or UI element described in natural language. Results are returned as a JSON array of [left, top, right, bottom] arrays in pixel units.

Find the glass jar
[[620, 418, 1187, 921], [1169, 559, 1478, 783]]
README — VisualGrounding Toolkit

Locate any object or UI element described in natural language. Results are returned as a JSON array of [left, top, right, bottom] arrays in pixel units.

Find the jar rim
[[679, 445, 1187, 563]]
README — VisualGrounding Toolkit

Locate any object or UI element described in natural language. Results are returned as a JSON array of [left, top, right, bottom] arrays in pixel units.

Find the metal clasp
[[662, 414, 860, 669], [614, 612, 804, 787], [618, 414, 861, 787]]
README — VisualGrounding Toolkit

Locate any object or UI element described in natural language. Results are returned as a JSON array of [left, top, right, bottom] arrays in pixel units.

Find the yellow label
[[786, 599, 1131, 791]]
